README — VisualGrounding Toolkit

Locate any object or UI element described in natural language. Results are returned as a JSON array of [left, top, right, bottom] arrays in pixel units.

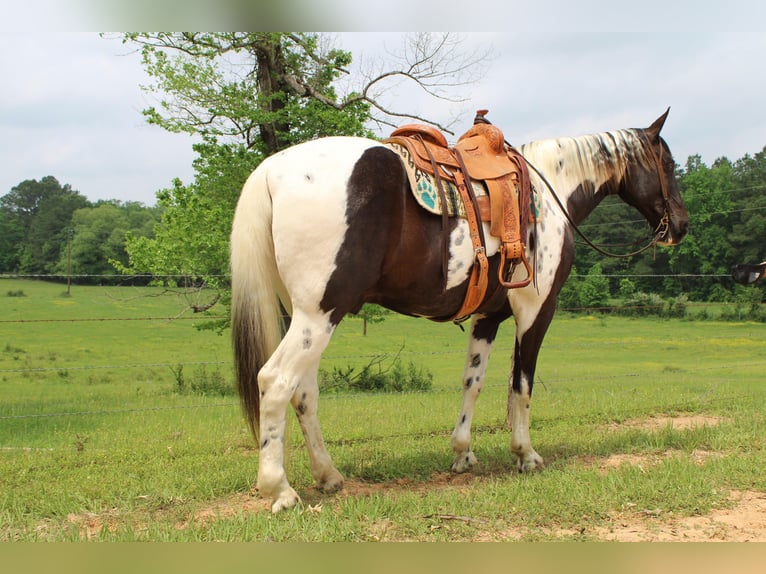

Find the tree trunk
[[253, 37, 291, 156]]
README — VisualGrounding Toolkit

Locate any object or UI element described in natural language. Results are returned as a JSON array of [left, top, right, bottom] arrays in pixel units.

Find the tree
[[0, 177, 90, 275], [353, 304, 392, 336], [0, 207, 25, 272], [114, 33, 490, 318], [579, 263, 610, 310], [55, 201, 161, 283], [668, 155, 736, 300], [730, 147, 766, 264]]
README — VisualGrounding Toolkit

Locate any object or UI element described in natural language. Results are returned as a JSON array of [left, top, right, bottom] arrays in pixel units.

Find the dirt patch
[[176, 492, 271, 529], [594, 490, 766, 542], [610, 414, 729, 432], [66, 508, 121, 540], [579, 448, 723, 475]]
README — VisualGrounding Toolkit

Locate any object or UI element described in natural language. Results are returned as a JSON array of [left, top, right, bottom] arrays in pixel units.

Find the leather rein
[[509, 132, 672, 259]]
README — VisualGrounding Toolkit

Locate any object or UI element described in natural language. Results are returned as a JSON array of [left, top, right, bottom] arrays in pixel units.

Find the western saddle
[[384, 110, 533, 322]]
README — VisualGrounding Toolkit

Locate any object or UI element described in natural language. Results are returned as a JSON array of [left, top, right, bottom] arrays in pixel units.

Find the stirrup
[[498, 247, 533, 290]]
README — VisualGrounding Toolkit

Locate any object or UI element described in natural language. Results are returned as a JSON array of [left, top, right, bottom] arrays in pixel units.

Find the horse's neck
[[522, 130, 643, 224]]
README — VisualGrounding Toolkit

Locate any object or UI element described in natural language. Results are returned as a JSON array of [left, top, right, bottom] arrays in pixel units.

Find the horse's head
[[619, 109, 689, 246]]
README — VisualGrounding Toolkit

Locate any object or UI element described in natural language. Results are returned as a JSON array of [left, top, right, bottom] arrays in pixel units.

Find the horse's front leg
[[506, 298, 557, 472], [507, 342, 544, 472], [450, 312, 508, 472]]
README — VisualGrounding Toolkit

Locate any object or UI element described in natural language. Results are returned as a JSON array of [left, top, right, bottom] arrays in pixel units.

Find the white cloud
[[0, 33, 196, 205], [1, 30, 764, 207]]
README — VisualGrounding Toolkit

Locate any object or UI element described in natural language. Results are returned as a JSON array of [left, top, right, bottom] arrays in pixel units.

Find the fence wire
[[2, 275, 764, 425]]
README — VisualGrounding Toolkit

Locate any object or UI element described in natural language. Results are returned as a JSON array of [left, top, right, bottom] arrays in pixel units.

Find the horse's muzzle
[[656, 215, 689, 246]]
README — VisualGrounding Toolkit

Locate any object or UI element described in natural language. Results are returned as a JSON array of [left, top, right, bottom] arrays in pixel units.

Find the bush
[[172, 363, 235, 396], [617, 291, 666, 317], [558, 266, 581, 311], [666, 294, 689, 318], [716, 286, 766, 322], [318, 351, 433, 394], [6, 290, 26, 297], [618, 278, 636, 299]]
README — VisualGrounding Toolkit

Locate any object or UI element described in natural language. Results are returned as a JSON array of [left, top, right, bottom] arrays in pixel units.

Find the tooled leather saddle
[[383, 110, 533, 322]]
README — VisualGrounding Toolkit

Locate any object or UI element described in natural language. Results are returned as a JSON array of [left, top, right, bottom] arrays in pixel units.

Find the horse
[[230, 109, 689, 512], [732, 261, 766, 285]]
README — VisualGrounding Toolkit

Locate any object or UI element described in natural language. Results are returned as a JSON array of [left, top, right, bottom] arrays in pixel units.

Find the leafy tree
[[0, 177, 90, 275], [353, 304, 392, 336], [558, 265, 581, 311], [668, 155, 736, 300], [115, 33, 374, 291], [113, 32, 489, 323], [730, 147, 766, 264], [0, 207, 25, 272], [579, 263, 610, 309], [55, 201, 161, 283]]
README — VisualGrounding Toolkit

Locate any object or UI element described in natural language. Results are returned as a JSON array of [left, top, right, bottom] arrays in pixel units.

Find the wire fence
[[2, 274, 765, 425]]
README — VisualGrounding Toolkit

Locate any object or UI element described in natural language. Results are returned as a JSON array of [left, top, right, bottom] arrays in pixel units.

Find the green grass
[[1, 279, 765, 541]]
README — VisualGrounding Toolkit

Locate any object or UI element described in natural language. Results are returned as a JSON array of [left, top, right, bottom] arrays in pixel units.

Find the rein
[[508, 134, 671, 259]]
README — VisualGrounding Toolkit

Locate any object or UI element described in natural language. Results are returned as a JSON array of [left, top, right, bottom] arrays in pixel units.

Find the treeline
[[566, 147, 766, 304], [3, 145, 765, 299], [0, 176, 161, 284]]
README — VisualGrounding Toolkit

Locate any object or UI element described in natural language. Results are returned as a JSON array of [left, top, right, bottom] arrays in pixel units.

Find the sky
[[1, 4, 765, 206]]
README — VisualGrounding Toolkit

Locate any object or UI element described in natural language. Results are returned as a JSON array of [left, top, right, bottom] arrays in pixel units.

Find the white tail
[[230, 163, 286, 438]]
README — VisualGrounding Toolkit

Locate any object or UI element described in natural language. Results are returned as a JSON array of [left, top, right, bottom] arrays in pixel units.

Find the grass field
[[1, 279, 765, 541]]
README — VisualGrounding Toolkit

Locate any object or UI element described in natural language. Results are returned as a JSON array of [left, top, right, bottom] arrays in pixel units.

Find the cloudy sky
[[1, 6, 765, 206]]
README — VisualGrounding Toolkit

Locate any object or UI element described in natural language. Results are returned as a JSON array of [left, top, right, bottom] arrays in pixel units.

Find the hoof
[[451, 450, 478, 473], [516, 452, 544, 473], [317, 469, 345, 494], [270, 487, 302, 513]]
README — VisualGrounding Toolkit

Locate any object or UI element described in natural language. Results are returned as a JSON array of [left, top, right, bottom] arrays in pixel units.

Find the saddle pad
[[385, 142, 486, 218]]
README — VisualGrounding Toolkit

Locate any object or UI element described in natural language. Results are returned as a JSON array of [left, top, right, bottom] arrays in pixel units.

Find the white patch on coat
[[265, 137, 382, 313], [446, 220, 500, 290]]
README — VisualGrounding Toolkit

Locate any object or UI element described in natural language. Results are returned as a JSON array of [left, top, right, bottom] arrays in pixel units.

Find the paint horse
[[230, 110, 689, 512], [732, 261, 766, 285]]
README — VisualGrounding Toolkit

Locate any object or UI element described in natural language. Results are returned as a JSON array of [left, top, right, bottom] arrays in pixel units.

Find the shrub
[[617, 291, 666, 317], [558, 266, 581, 311], [618, 278, 636, 299], [6, 290, 26, 297], [172, 363, 235, 396], [318, 351, 432, 394], [666, 294, 689, 318]]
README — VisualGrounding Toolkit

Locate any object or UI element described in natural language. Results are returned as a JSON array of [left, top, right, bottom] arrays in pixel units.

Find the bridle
[[508, 132, 672, 259]]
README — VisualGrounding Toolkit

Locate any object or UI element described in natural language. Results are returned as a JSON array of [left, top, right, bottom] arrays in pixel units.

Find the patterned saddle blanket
[[384, 141, 482, 218], [384, 140, 540, 222]]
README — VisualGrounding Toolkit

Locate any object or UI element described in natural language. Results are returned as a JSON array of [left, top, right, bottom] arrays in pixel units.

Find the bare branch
[[341, 33, 495, 132]]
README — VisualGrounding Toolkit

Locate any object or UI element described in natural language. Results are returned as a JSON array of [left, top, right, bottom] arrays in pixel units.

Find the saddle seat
[[384, 110, 534, 322]]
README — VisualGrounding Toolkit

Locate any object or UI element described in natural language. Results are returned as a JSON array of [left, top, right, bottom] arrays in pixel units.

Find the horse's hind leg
[[451, 312, 508, 472], [290, 364, 344, 494], [257, 310, 340, 512]]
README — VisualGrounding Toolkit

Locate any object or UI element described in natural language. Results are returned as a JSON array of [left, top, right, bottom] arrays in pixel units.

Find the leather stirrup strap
[[449, 148, 490, 322]]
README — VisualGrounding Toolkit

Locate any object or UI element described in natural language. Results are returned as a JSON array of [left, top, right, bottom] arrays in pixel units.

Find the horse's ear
[[645, 107, 670, 141]]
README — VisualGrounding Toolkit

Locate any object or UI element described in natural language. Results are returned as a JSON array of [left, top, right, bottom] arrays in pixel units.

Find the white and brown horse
[[230, 110, 689, 512]]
